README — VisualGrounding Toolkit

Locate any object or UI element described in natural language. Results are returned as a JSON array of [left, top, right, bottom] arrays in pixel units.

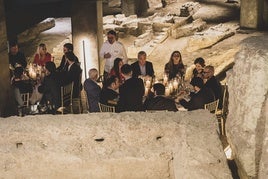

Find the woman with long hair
[[109, 58, 125, 85], [33, 43, 52, 66], [164, 51, 185, 80]]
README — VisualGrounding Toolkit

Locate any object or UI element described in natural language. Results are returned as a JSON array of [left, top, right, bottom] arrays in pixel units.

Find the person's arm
[[100, 43, 108, 59], [151, 62, 155, 77], [20, 53, 27, 69], [164, 63, 169, 74], [147, 62, 155, 77]]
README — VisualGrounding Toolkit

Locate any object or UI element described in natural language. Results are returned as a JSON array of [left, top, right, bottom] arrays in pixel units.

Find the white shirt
[[100, 40, 128, 73], [139, 64, 146, 76], [68, 62, 74, 71]]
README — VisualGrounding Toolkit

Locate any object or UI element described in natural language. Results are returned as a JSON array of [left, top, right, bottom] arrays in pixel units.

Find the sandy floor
[[20, 0, 259, 79]]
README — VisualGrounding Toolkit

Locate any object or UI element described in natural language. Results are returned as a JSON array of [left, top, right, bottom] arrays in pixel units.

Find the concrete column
[[240, 0, 268, 29], [262, 0, 268, 29], [0, 0, 16, 117], [71, 0, 103, 82]]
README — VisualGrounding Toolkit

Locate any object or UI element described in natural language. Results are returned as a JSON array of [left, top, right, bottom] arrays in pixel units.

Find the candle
[[168, 83, 173, 93], [145, 80, 151, 88], [144, 87, 149, 96], [163, 74, 168, 85], [165, 87, 170, 96], [173, 80, 179, 90], [30, 71, 37, 79]]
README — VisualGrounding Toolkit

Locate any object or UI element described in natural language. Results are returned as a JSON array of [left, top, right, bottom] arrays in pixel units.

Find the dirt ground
[[21, 0, 262, 79], [120, 0, 261, 79]]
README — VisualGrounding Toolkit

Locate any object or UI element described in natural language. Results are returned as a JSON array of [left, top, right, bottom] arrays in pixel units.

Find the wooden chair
[[205, 99, 222, 134], [71, 70, 84, 114], [59, 82, 74, 114], [72, 98, 82, 114], [98, 102, 116, 112], [20, 93, 30, 107], [216, 83, 229, 135], [204, 99, 219, 114]]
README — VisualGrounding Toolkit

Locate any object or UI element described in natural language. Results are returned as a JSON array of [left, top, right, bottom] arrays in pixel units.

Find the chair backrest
[[204, 99, 219, 114], [221, 83, 229, 117], [98, 102, 115, 112], [60, 82, 74, 114], [21, 93, 30, 107]]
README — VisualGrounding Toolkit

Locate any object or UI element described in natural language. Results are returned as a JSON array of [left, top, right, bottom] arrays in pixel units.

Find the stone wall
[[0, 0, 7, 51], [0, 0, 16, 117], [0, 111, 232, 178], [226, 34, 268, 178]]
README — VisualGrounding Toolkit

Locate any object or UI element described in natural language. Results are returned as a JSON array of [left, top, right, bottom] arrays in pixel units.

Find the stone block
[[0, 111, 232, 178], [186, 23, 236, 52], [153, 22, 173, 32], [103, 15, 115, 24], [18, 18, 55, 44], [226, 35, 268, 178], [134, 31, 153, 47], [153, 32, 169, 44], [137, 21, 153, 35], [171, 18, 206, 39], [172, 16, 193, 29]]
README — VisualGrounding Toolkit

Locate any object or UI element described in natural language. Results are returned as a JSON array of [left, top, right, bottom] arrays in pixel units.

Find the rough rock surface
[[186, 23, 237, 52], [18, 18, 55, 44], [0, 111, 231, 178], [226, 35, 268, 178]]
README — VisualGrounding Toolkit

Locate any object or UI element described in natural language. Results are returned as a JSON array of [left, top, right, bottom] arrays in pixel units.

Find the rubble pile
[[103, 2, 204, 58]]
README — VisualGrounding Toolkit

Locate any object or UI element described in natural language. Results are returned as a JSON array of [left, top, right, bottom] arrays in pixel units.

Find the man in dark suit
[[57, 43, 79, 72], [117, 64, 145, 112], [179, 77, 215, 111], [100, 75, 119, 106], [84, 68, 101, 112], [38, 61, 61, 113], [131, 51, 154, 78], [64, 51, 82, 98], [144, 83, 178, 111], [203, 65, 222, 107]]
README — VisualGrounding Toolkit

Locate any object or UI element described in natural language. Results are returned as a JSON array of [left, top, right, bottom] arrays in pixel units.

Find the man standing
[[57, 43, 79, 72], [64, 52, 82, 98], [117, 64, 145, 112], [100, 30, 128, 79], [131, 51, 154, 78]]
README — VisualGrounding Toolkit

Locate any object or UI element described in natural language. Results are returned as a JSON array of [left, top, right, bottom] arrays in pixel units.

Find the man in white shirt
[[100, 30, 128, 79]]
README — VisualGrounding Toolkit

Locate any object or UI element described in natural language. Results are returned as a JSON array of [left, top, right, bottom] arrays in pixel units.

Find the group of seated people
[[9, 37, 222, 115], [84, 50, 222, 113], [9, 41, 82, 115]]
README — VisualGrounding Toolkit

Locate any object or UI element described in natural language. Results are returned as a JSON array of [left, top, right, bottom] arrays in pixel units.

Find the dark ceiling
[[4, 0, 72, 40], [4, 0, 120, 40]]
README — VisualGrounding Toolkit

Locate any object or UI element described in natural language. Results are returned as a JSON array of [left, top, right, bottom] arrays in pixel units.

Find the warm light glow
[[165, 87, 170, 96], [224, 145, 233, 160]]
